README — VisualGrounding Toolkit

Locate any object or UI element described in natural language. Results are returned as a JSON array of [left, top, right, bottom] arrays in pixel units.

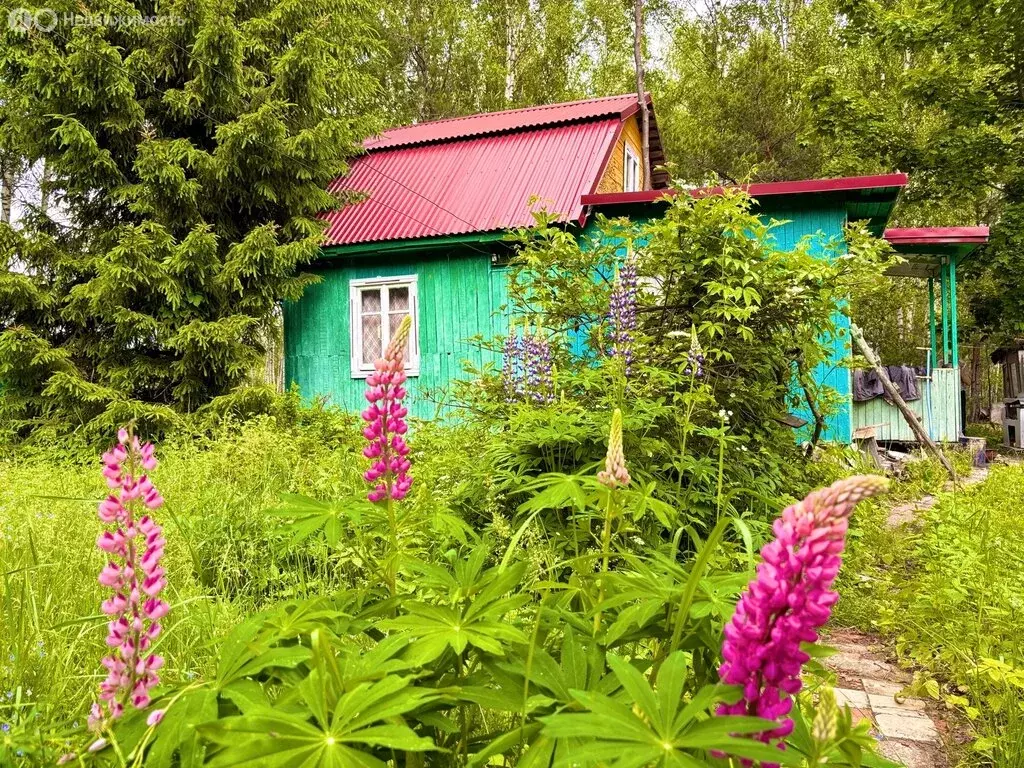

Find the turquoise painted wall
[[579, 199, 852, 442], [759, 202, 852, 444], [287, 199, 852, 439], [284, 251, 509, 419]]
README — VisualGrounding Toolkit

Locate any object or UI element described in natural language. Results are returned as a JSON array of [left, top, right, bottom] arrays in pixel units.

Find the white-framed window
[[349, 275, 419, 378], [623, 145, 641, 192]]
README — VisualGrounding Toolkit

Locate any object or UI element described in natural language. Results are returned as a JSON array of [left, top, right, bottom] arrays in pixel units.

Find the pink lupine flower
[[88, 428, 169, 733], [716, 474, 888, 766], [361, 315, 413, 502]]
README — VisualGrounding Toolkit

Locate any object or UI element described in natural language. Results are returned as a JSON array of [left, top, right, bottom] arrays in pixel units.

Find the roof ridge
[[377, 93, 640, 133], [364, 93, 649, 151]]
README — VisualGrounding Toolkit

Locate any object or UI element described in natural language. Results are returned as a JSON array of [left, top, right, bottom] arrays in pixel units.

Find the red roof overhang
[[580, 173, 909, 207], [883, 226, 989, 245], [882, 226, 989, 277]]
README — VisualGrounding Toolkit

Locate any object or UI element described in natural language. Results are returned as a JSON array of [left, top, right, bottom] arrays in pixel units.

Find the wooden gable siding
[[284, 252, 508, 419], [595, 116, 645, 194]]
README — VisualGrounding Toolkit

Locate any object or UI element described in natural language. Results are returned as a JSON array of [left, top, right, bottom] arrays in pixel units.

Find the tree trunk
[[1, 160, 13, 224], [852, 324, 957, 480], [633, 0, 652, 190]]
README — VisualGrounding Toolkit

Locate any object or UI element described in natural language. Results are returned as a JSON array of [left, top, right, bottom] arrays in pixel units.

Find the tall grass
[[0, 415, 371, 731]]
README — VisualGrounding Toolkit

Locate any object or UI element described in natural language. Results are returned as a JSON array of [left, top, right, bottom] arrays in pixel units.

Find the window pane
[[361, 289, 381, 315], [362, 315, 382, 364], [389, 311, 410, 357], [389, 286, 409, 312]]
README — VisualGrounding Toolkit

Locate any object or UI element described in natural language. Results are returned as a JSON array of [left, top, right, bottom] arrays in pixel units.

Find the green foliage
[[0, 397, 897, 767], [0, 0, 381, 435], [455, 189, 894, 540], [837, 462, 1024, 766]]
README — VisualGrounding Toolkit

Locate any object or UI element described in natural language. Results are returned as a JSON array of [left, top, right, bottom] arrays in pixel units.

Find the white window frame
[[623, 145, 641, 192], [349, 275, 420, 378]]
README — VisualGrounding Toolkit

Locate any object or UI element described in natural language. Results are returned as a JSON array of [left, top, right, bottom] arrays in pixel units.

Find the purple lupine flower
[[362, 315, 413, 502], [501, 329, 524, 403], [609, 256, 638, 376], [525, 331, 555, 404], [523, 333, 543, 401], [683, 327, 705, 379], [716, 475, 888, 766], [89, 428, 168, 732]]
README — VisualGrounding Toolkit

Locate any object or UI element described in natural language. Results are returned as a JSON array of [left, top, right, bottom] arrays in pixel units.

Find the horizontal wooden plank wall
[[284, 252, 507, 419], [852, 367, 961, 442]]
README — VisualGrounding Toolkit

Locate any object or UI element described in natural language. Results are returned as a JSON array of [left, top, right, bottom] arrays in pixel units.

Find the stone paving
[[823, 632, 948, 767], [886, 466, 988, 527], [825, 463, 1004, 764]]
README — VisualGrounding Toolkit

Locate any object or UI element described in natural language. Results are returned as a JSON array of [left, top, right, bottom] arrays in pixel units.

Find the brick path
[[824, 632, 946, 768]]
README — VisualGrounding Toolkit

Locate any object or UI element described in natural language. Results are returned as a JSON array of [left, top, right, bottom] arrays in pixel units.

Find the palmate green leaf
[[381, 564, 529, 664], [265, 493, 371, 548], [516, 472, 592, 514], [542, 652, 802, 767], [214, 601, 344, 689], [199, 674, 436, 768]]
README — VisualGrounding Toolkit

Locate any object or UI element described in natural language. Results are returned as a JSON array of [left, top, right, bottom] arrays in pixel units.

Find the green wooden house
[[283, 94, 986, 443]]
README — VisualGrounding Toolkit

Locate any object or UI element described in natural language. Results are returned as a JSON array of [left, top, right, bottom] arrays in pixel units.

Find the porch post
[[940, 258, 951, 365], [928, 276, 937, 368], [949, 258, 959, 369]]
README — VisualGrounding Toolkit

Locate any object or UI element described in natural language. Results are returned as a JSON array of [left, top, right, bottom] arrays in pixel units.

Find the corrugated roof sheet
[[364, 94, 644, 151], [323, 117, 622, 247]]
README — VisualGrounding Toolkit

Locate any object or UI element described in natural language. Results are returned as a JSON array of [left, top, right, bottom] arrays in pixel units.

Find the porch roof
[[882, 227, 989, 278]]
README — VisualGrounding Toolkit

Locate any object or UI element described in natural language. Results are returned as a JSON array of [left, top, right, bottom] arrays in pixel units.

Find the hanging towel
[[852, 369, 884, 402], [885, 365, 920, 402]]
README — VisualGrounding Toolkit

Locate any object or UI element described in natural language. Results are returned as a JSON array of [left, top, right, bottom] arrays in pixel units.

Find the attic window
[[349, 275, 420, 378], [623, 145, 641, 192]]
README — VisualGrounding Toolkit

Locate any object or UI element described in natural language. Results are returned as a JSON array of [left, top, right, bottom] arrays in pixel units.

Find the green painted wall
[[852, 367, 960, 442], [287, 198, 852, 440], [284, 251, 508, 419]]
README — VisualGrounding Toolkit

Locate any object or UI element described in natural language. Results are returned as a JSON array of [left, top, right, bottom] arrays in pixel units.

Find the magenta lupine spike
[[609, 256, 638, 376], [361, 315, 413, 502], [89, 428, 168, 733], [716, 475, 888, 766]]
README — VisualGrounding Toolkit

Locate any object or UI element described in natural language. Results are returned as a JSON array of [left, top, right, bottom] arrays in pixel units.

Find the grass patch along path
[[830, 458, 1024, 767]]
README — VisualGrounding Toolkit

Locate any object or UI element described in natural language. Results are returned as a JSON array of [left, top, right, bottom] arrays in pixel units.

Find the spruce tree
[[0, 0, 381, 435]]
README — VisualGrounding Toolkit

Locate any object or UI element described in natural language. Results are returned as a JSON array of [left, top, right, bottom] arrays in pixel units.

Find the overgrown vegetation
[[0, 192, 905, 766], [836, 460, 1024, 767]]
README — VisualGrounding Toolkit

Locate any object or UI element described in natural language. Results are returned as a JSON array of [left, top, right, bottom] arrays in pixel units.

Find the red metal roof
[[323, 106, 632, 247], [883, 226, 989, 245], [581, 173, 910, 207], [364, 94, 647, 151]]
